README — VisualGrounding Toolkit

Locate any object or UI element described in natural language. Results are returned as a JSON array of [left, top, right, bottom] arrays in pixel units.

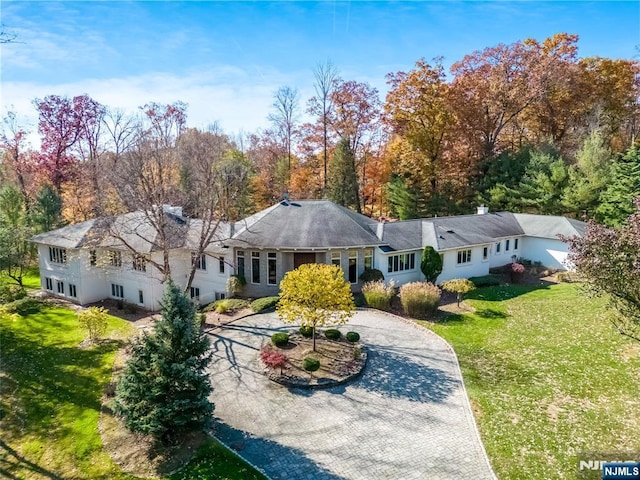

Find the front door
[[293, 252, 317, 269]]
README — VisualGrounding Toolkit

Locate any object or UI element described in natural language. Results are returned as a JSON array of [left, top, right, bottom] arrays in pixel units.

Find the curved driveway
[[206, 310, 495, 480]]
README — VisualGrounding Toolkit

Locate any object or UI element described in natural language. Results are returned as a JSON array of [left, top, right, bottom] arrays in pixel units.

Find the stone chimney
[[476, 205, 489, 215]]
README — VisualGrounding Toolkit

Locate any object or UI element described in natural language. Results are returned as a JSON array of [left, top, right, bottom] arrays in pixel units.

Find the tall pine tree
[[327, 137, 360, 212], [596, 145, 640, 226], [114, 281, 213, 444]]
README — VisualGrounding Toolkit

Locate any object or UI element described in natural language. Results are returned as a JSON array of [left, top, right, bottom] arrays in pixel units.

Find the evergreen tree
[[31, 184, 64, 233], [386, 174, 426, 220], [420, 246, 442, 283], [515, 149, 569, 214], [327, 138, 360, 211], [596, 145, 640, 226], [114, 281, 213, 444], [563, 131, 612, 218]]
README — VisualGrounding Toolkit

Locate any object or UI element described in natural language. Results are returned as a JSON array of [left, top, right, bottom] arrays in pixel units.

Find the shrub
[[441, 278, 476, 307], [302, 356, 320, 372], [469, 275, 501, 287], [359, 267, 384, 283], [123, 301, 138, 314], [361, 280, 395, 310], [260, 346, 288, 374], [346, 331, 360, 343], [4, 297, 44, 316], [271, 332, 289, 347], [299, 326, 313, 338], [0, 284, 27, 303], [353, 346, 362, 360], [421, 246, 443, 283], [226, 275, 246, 297], [77, 306, 109, 343], [324, 328, 341, 340], [353, 293, 366, 307], [204, 298, 249, 314], [251, 296, 279, 313], [399, 282, 441, 318]]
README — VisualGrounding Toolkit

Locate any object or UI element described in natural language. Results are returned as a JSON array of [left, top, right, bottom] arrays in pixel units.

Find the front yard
[[421, 283, 640, 479]]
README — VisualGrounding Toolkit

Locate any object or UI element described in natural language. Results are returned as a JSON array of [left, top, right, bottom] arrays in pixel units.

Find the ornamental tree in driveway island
[[276, 263, 355, 351]]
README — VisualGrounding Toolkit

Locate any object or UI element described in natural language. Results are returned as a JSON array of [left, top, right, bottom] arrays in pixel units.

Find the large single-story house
[[31, 200, 585, 310]]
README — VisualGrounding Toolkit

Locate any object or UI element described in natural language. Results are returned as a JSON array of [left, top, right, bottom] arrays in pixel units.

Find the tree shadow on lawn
[[466, 283, 551, 303], [213, 421, 346, 480], [0, 439, 65, 480]]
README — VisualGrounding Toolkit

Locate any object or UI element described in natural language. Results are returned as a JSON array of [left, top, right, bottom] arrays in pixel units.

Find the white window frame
[[56, 280, 64, 295], [190, 286, 200, 300], [192, 253, 207, 271], [514, 238, 519, 250], [496, 241, 501, 254], [364, 248, 373, 270], [111, 283, 124, 299], [251, 252, 260, 284], [49, 247, 67, 264], [505, 239, 510, 252], [45, 277, 53, 291], [132, 254, 147, 272], [69, 284, 77, 298], [348, 251, 358, 284], [482, 246, 489, 261], [218, 257, 225, 274], [236, 250, 245, 277], [387, 252, 416, 273], [267, 252, 277, 285], [331, 251, 341, 267], [457, 249, 472, 265], [109, 250, 122, 267]]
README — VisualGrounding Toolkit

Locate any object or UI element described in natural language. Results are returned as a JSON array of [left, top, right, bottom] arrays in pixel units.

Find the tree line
[[1, 33, 639, 247]]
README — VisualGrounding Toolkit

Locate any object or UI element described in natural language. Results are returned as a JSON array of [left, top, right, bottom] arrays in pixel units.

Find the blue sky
[[1, 1, 639, 142]]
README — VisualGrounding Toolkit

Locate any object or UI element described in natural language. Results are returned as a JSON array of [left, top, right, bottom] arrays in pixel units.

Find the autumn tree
[[441, 279, 476, 308], [309, 60, 339, 189], [565, 204, 640, 341], [114, 281, 213, 443], [277, 264, 355, 351], [327, 138, 360, 211], [269, 86, 299, 184], [1, 112, 32, 211]]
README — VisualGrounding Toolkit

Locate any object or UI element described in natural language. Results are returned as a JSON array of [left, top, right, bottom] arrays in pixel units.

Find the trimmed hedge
[[251, 296, 279, 313], [346, 331, 360, 343], [299, 326, 313, 338], [271, 332, 289, 347], [324, 328, 342, 340], [302, 356, 320, 372], [359, 268, 384, 283]]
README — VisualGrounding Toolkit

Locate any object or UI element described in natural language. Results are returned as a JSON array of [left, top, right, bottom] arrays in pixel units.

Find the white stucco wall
[[376, 249, 423, 286], [519, 237, 570, 270], [438, 246, 491, 283], [488, 236, 523, 268]]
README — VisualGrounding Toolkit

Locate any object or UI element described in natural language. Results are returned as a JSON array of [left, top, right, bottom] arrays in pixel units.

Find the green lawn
[[0, 266, 41, 290], [420, 283, 640, 479], [0, 304, 267, 480]]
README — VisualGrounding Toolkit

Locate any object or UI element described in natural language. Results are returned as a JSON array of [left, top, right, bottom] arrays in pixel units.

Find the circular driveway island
[[206, 310, 495, 480]]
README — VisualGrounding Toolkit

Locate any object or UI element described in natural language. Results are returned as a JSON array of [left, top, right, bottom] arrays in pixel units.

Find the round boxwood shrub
[[302, 356, 320, 372], [324, 328, 342, 340], [271, 332, 289, 348], [359, 267, 384, 283], [345, 331, 360, 343], [299, 326, 313, 338]]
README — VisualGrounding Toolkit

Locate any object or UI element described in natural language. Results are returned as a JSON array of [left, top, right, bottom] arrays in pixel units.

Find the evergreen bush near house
[[324, 328, 341, 340], [76, 306, 109, 343], [399, 282, 441, 318], [359, 267, 384, 283], [346, 331, 360, 343], [226, 275, 246, 297], [421, 246, 443, 283], [251, 296, 280, 312], [302, 356, 320, 373], [441, 278, 476, 307], [114, 281, 213, 444], [299, 326, 313, 338], [271, 332, 289, 347], [361, 280, 395, 310], [3, 297, 44, 316]]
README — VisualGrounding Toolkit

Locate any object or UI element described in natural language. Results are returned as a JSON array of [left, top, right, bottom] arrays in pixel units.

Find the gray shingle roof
[[379, 220, 423, 251], [513, 213, 587, 239], [230, 200, 383, 249]]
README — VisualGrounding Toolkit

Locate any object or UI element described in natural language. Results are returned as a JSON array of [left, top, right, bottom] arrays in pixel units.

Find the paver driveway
[[206, 310, 495, 480]]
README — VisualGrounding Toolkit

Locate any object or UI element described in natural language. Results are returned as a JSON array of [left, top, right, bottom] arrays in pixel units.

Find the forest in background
[[1, 33, 639, 233]]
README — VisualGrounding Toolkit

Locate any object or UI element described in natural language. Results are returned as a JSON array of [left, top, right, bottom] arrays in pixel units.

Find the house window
[[89, 250, 97, 266], [109, 250, 122, 267], [219, 257, 225, 274], [69, 284, 77, 298], [56, 280, 64, 295], [192, 253, 206, 271], [132, 254, 147, 272], [505, 239, 510, 251], [496, 242, 501, 253], [268, 252, 277, 285], [483, 247, 489, 261], [348, 251, 358, 284], [457, 249, 472, 264], [45, 277, 53, 290], [387, 253, 416, 273], [364, 249, 373, 270], [138, 290, 144, 305], [331, 252, 341, 267], [514, 238, 519, 250], [236, 251, 245, 278], [251, 252, 260, 284], [190, 287, 200, 300], [111, 283, 124, 298], [49, 247, 67, 264]]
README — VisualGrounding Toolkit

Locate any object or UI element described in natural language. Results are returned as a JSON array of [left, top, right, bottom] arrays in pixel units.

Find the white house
[[31, 200, 586, 310]]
